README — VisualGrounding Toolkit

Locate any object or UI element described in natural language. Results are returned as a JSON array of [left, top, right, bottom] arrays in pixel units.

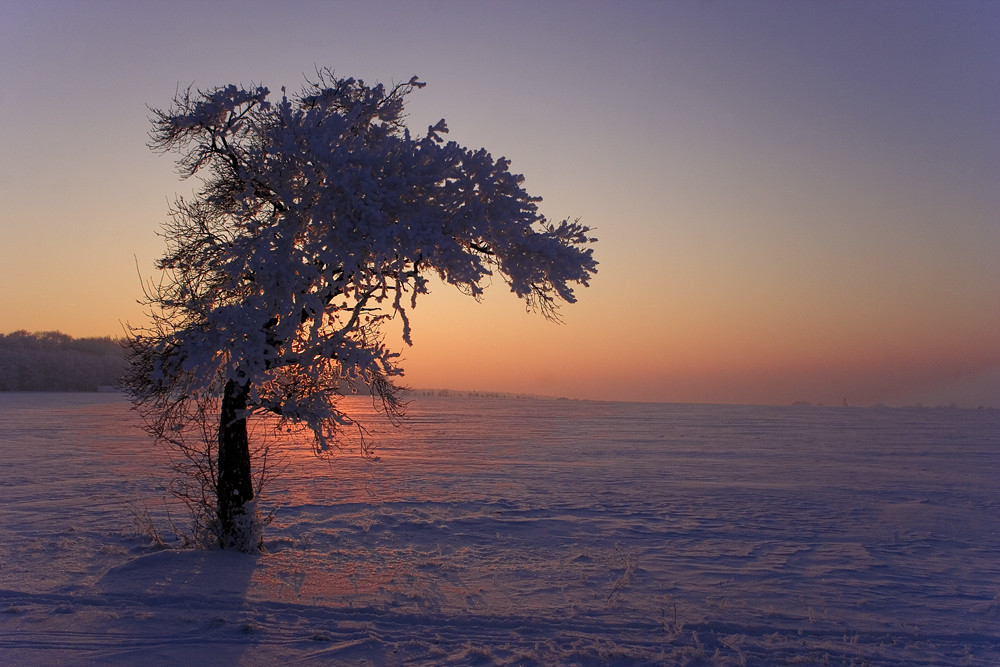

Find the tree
[[124, 69, 597, 549]]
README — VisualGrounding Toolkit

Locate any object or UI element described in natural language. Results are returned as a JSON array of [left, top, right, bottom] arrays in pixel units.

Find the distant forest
[[0, 331, 126, 391]]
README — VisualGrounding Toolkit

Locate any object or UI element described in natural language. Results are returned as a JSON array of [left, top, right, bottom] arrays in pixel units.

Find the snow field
[[1, 393, 998, 665]]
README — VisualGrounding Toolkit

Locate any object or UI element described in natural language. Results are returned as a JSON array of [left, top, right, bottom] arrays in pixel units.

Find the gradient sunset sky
[[1, 1, 997, 406]]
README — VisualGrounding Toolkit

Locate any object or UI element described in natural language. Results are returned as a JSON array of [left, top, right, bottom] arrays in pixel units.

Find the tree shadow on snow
[[94, 549, 261, 663]]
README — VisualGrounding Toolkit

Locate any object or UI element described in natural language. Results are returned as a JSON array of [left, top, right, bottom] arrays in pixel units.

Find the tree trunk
[[217, 379, 254, 546]]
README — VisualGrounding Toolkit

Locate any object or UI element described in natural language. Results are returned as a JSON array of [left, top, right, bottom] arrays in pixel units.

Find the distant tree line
[[0, 331, 126, 391]]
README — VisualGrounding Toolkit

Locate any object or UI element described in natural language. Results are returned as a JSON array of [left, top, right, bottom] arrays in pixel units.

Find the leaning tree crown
[[125, 69, 597, 548]]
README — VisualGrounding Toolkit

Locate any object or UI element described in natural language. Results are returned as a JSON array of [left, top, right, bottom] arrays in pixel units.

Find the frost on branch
[[125, 68, 597, 544]]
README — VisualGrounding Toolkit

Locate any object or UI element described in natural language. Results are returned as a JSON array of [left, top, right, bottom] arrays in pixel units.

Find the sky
[[1, 0, 997, 407]]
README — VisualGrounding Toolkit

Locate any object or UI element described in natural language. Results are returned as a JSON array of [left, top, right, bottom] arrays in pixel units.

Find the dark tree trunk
[[217, 379, 254, 545]]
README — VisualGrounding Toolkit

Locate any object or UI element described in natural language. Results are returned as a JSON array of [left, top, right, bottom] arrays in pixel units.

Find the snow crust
[[1, 393, 997, 665]]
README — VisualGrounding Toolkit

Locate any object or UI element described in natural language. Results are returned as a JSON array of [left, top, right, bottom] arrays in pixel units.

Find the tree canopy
[[128, 70, 596, 446], [125, 69, 597, 546]]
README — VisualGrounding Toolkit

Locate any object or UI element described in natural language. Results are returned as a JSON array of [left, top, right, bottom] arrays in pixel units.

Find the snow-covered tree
[[125, 69, 597, 548]]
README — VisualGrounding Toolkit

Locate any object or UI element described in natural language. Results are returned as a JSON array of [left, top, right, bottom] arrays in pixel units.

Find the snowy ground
[[0, 393, 998, 665]]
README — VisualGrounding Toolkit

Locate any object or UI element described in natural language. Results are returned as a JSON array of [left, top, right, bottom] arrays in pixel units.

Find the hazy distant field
[[1, 393, 997, 665]]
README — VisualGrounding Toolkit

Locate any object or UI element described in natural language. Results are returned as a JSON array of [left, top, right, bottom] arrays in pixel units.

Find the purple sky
[[1, 1, 997, 406]]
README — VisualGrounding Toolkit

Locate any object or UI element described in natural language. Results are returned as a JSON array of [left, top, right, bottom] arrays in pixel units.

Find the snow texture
[[0, 393, 998, 665]]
